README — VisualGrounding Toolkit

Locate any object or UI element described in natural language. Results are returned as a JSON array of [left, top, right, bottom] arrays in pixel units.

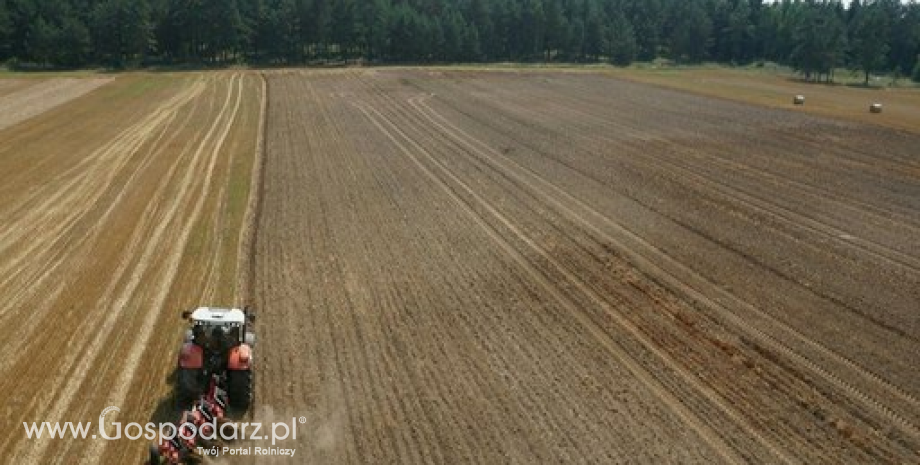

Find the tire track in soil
[[408, 83, 920, 461], [331, 70, 614, 463], [321, 79, 446, 465], [407, 91, 920, 445], [4, 74, 241, 464], [252, 70, 920, 464], [471, 84, 920, 397], [328, 73, 585, 465], [394, 92, 808, 462], [80, 73, 246, 464], [541, 72, 920, 182], [254, 72, 727, 464], [0, 80, 209, 371], [0, 79, 204, 458], [431, 75, 920, 358], [393, 92, 837, 461], [548, 94, 920, 276], [236, 73, 268, 306], [466, 73, 920, 235], [0, 78, 210, 428], [555, 81, 920, 233], [457, 74, 920, 276], [252, 74, 369, 465], [426, 76, 920, 343], [200, 76, 246, 302], [0, 79, 208, 321], [395, 86, 822, 462], [292, 73, 608, 463], [352, 100, 748, 465], [56, 79, 230, 463]]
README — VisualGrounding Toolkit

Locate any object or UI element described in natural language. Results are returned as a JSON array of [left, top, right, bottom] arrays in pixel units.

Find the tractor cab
[[178, 306, 255, 410], [182, 307, 255, 347]]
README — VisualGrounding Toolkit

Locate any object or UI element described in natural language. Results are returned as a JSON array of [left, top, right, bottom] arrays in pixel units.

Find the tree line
[[1, 0, 919, 82]]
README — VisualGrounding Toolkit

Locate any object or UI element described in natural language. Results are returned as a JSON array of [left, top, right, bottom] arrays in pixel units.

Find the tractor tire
[[148, 444, 162, 465], [227, 369, 252, 410], [185, 449, 204, 465], [177, 368, 203, 406]]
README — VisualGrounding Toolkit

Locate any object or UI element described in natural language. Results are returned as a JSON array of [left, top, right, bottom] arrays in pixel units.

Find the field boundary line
[[237, 72, 268, 306]]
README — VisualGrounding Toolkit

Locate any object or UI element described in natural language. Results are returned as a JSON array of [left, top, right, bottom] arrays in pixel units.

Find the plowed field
[[251, 69, 920, 464]]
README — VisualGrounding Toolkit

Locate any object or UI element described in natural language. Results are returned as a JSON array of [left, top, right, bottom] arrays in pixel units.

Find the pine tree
[[521, 0, 544, 60], [627, 0, 663, 61], [57, 14, 90, 66], [442, 10, 465, 61], [0, 1, 11, 61], [26, 16, 56, 65], [542, 0, 566, 61], [92, 0, 151, 66], [581, 0, 604, 62], [790, 2, 847, 82], [606, 10, 637, 66], [723, 0, 754, 63], [669, 0, 712, 63], [359, 0, 389, 62], [913, 55, 920, 82], [202, 0, 247, 63], [851, 2, 889, 85], [331, 0, 357, 61]]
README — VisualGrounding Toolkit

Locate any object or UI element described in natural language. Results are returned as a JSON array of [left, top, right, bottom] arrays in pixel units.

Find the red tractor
[[177, 307, 255, 410]]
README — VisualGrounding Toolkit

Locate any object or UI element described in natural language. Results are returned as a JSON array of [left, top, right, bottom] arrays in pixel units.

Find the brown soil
[[250, 69, 920, 464]]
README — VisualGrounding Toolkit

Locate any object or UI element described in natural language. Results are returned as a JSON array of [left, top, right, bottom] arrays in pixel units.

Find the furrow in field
[[418, 73, 916, 351], [252, 69, 920, 464], [412, 78, 920, 437], [413, 90, 920, 449], [352, 98, 745, 463]]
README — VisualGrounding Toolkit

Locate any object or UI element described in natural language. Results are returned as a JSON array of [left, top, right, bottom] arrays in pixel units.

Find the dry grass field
[[0, 72, 262, 463], [604, 66, 920, 133], [0, 78, 113, 131], [0, 66, 918, 464]]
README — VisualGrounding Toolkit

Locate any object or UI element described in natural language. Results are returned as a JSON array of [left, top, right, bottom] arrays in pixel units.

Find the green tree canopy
[[0, 0, 917, 79], [851, 1, 890, 85]]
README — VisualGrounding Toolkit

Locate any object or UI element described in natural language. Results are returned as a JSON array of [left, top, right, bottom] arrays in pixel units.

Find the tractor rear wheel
[[177, 368, 203, 406], [227, 370, 252, 410], [148, 444, 162, 465]]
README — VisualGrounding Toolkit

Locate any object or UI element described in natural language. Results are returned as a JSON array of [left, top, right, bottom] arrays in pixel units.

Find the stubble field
[[0, 72, 262, 464]]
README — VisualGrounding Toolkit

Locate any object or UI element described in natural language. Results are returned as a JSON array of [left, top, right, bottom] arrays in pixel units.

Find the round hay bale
[[869, 103, 883, 114], [793, 95, 805, 105]]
